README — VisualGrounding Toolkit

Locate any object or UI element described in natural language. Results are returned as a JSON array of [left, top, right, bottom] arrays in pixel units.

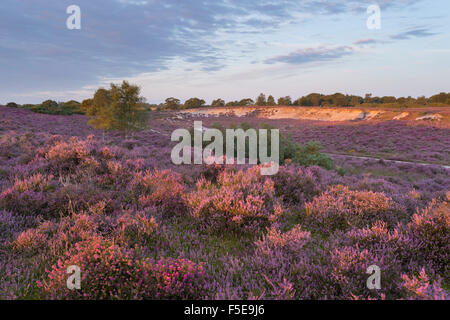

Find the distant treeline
[[4, 91, 450, 115]]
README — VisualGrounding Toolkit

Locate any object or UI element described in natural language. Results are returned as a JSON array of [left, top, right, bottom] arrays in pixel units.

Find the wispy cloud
[[264, 45, 354, 65], [390, 27, 437, 40], [353, 38, 380, 45]]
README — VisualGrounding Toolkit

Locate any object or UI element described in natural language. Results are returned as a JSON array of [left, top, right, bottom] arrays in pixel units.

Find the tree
[[267, 95, 275, 106], [364, 93, 372, 104], [382, 96, 397, 104], [62, 100, 82, 114], [211, 99, 225, 107], [81, 98, 93, 114], [41, 100, 58, 109], [6, 102, 18, 108], [184, 98, 205, 109], [87, 88, 114, 131], [86, 81, 149, 137], [277, 96, 292, 106], [349, 96, 363, 106], [109, 81, 149, 136], [239, 98, 254, 106], [430, 92, 449, 104], [165, 97, 181, 110], [226, 101, 239, 106], [416, 96, 427, 105], [256, 93, 266, 106]]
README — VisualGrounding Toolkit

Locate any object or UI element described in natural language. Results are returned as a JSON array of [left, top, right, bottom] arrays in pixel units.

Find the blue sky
[[1, 0, 449, 104]]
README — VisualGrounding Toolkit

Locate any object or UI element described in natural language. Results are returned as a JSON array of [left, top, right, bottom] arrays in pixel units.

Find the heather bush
[[403, 200, 449, 277], [152, 257, 207, 299], [186, 166, 283, 232], [12, 228, 49, 253], [132, 169, 186, 216], [0, 173, 59, 217], [304, 185, 405, 233], [255, 225, 311, 255], [0, 211, 31, 243], [37, 237, 155, 299], [272, 165, 323, 206], [400, 269, 449, 300], [340, 221, 405, 262], [42, 137, 98, 174], [215, 225, 311, 299], [114, 209, 159, 246]]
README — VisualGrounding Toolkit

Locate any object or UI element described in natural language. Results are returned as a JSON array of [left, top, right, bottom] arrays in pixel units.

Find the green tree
[[87, 81, 149, 137], [277, 96, 291, 106], [211, 98, 225, 107], [267, 95, 275, 106], [110, 81, 149, 136], [41, 100, 58, 109], [364, 93, 372, 104], [6, 102, 18, 108], [256, 93, 266, 106], [184, 98, 206, 109], [349, 96, 363, 106], [239, 98, 254, 106], [87, 88, 114, 131], [165, 97, 181, 110], [382, 96, 397, 104]]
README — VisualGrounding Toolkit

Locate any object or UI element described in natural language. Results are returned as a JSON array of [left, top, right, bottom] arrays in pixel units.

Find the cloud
[[0, 0, 429, 102], [390, 28, 437, 40], [353, 38, 379, 45], [264, 45, 354, 65]]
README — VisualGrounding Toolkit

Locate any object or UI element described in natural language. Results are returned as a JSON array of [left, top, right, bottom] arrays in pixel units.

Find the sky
[[1, 0, 449, 104]]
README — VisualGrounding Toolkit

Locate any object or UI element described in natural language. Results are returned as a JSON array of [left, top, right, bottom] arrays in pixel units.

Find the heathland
[[0, 102, 448, 299]]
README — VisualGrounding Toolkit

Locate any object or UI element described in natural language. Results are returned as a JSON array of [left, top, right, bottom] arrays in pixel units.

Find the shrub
[[6, 102, 18, 108], [37, 237, 154, 300], [400, 268, 449, 300], [12, 228, 49, 253], [404, 200, 449, 276], [272, 165, 322, 205], [186, 166, 283, 232], [43, 137, 98, 174], [255, 225, 311, 255], [152, 258, 207, 299], [329, 245, 402, 299], [0, 174, 58, 216], [132, 169, 186, 216], [305, 185, 404, 233], [115, 210, 158, 246]]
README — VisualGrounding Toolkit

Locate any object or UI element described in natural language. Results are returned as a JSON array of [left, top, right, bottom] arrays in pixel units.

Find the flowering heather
[[0, 107, 448, 300], [186, 166, 283, 232], [400, 268, 449, 300], [37, 237, 155, 300], [132, 169, 187, 216], [404, 200, 449, 276], [152, 258, 207, 299], [0, 173, 58, 217], [305, 185, 405, 233]]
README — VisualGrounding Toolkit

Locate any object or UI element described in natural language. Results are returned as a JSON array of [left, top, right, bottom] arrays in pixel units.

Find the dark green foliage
[[211, 99, 225, 107], [6, 102, 18, 108], [184, 98, 206, 109], [256, 93, 267, 106], [86, 81, 150, 135], [189, 122, 334, 169], [165, 97, 181, 110]]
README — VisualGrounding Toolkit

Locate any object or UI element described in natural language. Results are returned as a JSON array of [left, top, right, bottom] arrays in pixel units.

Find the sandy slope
[[182, 106, 450, 122]]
